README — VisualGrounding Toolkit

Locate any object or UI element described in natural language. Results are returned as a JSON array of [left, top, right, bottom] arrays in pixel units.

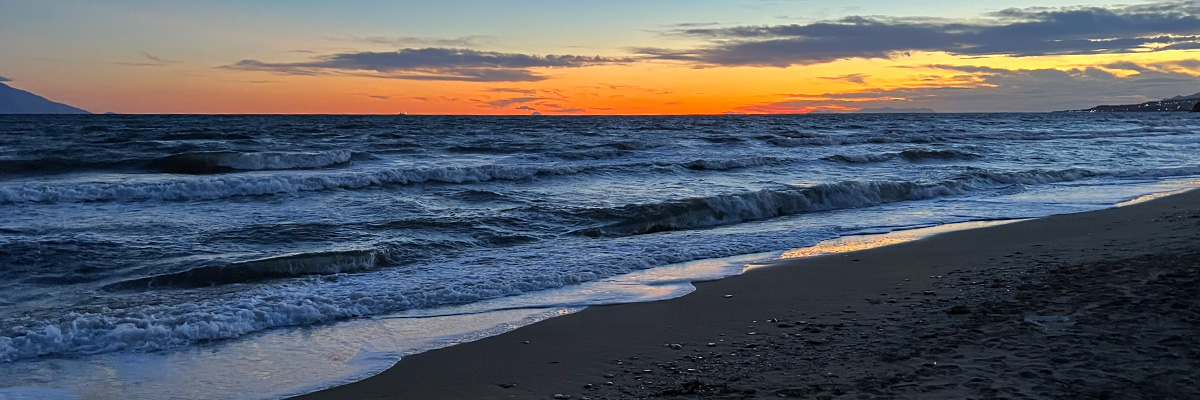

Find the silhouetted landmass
[[0, 83, 90, 114], [1078, 92, 1200, 112]]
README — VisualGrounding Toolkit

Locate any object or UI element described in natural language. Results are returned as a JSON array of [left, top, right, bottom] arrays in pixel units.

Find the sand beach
[[299, 188, 1200, 399]]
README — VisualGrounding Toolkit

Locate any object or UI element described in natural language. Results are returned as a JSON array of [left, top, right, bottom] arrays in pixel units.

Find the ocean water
[[1, 113, 1198, 399]]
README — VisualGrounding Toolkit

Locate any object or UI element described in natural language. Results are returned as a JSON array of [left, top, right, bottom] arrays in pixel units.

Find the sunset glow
[[4, 0, 1200, 114]]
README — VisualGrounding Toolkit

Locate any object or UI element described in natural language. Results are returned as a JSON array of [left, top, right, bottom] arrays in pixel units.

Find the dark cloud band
[[639, 2, 1200, 67], [224, 48, 628, 82]]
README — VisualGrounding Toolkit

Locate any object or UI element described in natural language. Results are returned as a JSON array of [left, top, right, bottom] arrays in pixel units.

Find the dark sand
[[298, 189, 1200, 400]]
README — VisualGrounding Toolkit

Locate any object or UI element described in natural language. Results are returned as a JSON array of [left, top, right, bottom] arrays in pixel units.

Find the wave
[[149, 150, 355, 174], [899, 149, 981, 161], [823, 149, 981, 164], [681, 156, 785, 171], [764, 126, 1196, 148], [105, 250, 384, 289], [0, 163, 585, 204], [0, 158, 142, 177], [0, 222, 835, 363], [821, 153, 896, 164], [546, 148, 630, 160], [0, 155, 796, 204], [576, 168, 1097, 237], [0, 150, 362, 178]]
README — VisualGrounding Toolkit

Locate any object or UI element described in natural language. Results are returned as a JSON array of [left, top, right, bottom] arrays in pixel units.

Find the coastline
[[297, 188, 1200, 400]]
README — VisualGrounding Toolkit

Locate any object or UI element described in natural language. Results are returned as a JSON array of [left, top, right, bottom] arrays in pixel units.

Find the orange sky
[[3, 1, 1200, 114]]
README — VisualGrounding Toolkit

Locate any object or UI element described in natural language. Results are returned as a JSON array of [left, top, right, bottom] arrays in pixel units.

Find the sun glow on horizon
[[4, 1, 1200, 114]]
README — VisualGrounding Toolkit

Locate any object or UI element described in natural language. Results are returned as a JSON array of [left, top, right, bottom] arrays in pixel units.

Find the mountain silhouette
[[0, 82, 90, 114]]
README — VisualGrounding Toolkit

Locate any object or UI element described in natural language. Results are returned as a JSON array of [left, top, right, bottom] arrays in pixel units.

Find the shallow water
[[1, 113, 1198, 398]]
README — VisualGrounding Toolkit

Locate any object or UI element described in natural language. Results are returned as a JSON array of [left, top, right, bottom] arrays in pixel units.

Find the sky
[[2, 0, 1200, 114]]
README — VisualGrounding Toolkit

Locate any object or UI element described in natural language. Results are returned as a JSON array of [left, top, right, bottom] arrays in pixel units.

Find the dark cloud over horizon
[[224, 48, 629, 82], [639, 1, 1200, 67]]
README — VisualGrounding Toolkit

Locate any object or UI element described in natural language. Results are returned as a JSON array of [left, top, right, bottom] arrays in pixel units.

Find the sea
[[1, 113, 1198, 399]]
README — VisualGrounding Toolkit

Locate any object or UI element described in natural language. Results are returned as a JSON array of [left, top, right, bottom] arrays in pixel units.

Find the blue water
[[1, 113, 1198, 399]]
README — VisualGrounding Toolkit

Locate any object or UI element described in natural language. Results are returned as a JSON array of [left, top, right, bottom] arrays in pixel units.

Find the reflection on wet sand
[[775, 220, 1023, 261]]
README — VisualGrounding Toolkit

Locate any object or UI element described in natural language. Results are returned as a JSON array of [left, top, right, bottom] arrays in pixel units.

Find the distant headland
[[0, 82, 90, 114], [1075, 92, 1200, 112]]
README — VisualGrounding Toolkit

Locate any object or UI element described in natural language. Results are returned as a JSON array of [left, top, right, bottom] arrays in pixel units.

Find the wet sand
[[297, 189, 1200, 399]]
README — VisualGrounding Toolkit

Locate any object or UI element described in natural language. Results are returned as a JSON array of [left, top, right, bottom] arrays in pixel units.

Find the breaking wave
[[577, 168, 1097, 237], [106, 250, 384, 289]]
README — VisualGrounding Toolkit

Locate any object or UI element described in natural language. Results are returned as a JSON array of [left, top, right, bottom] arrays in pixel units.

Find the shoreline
[[297, 189, 1200, 399]]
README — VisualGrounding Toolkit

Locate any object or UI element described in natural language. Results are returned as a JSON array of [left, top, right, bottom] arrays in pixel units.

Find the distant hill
[[1077, 92, 1200, 112], [855, 107, 936, 114], [1163, 92, 1200, 101], [0, 82, 90, 114]]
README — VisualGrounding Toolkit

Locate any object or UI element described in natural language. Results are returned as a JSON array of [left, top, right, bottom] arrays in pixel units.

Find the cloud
[[664, 22, 721, 28], [0, 75, 9, 82], [489, 87, 539, 95], [224, 47, 629, 82], [737, 61, 1200, 112], [116, 52, 180, 67], [516, 105, 537, 110], [821, 73, 868, 84], [638, 1, 1200, 67], [488, 97, 544, 107], [341, 35, 489, 47]]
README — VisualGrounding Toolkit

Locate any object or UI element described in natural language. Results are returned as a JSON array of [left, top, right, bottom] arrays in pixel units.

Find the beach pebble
[[553, 394, 570, 399], [583, 384, 593, 390], [923, 290, 936, 295], [707, 342, 717, 347], [724, 294, 734, 298], [603, 374, 614, 378], [668, 343, 683, 349], [499, 383, 516, 388]]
